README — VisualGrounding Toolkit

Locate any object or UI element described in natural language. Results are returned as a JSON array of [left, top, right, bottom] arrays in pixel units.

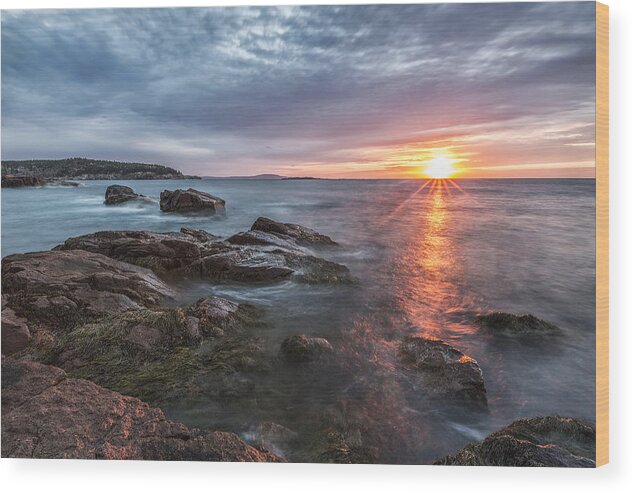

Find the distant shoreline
[[1, 157, 200, 181], [201, 176, 596, 181]]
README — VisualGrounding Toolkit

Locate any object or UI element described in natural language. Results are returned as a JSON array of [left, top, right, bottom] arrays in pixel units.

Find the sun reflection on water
[[392, 179, 469, 339]]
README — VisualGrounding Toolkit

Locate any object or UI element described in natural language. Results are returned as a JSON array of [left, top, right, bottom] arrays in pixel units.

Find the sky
[[1, 3, 596, 178]]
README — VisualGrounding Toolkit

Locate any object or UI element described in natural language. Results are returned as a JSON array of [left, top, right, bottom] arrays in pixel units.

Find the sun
[[421, 150, 462, 179]]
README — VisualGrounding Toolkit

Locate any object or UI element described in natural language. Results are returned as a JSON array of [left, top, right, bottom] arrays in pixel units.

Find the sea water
[[1, 178, 596, 463]]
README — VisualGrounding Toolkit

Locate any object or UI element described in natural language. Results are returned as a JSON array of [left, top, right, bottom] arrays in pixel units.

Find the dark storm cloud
[[1, 3, 596, 176]]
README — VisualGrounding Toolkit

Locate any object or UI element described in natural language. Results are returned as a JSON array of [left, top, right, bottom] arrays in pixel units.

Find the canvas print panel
[[1, 2, 599, 466]]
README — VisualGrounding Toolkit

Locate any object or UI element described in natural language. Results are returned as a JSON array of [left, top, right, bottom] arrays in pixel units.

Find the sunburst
[[420, 149, 464, 179]]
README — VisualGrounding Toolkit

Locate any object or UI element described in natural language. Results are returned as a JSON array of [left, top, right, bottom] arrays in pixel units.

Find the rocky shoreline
[[1, 175, 48, 188], [2, 358, 281, 461], [0, 187, 596, 465]]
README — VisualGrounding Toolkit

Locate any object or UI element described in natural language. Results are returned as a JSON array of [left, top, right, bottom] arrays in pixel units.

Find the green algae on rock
[[23, 297, 269, 406]]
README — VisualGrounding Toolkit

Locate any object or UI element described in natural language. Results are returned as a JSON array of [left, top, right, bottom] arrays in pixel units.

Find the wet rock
[[476, 312, 562, 337], [27, 308, 203, 403], [1, 175, 47, 188], [229, 217, 337, 249], [104, 184, 144, 205], [398, 336, 487, 408], [1, 308, 31, 355], [314, 427, 379, 464], [434, 416, 595, 467], [1, 249, 174, 333], [280, 335, 334, 363], [186, 247, 295, 282], [180, 227, 222, 243], [252, 217, 336, 246], [279, 250, 352, 284], [1, 358, 281, 461], [160, 188, 225, 214], [57, 225, 353, 284], [187, 295, 264, 338], [186, 246, 352, 284], [187, 244, 354, 283], [24, 296, 266, 405], [227, 229, 304, 251], [306, 403, 380, 464], [56, 230, 210, 278]]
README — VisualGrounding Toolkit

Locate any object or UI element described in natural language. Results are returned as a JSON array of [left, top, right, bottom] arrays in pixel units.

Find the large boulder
[[280, 335, 334, 363], [398, 336, 487, 408], [434, 416, 596, 467], [1, 249, 175, 333], [56, 229, 218, 278], [57, 225, 353, 285], [184, 247, 352, 284], [1, 358, 282, 461], [1, 308, 31, 355], [1, 175, 47, 188], [229, 217, 337, 249], [277, 250, 352, 284], [476, 312, 562, 337], [228, 229, 303, 252], [104, 184, 145, 205], [160, 188, 225, 214]]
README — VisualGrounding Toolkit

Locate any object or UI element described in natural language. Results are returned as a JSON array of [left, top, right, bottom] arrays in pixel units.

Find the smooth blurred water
[[1, 178, 596, 463]]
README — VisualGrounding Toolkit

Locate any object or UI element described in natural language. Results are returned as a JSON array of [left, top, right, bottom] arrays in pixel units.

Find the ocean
[[0, 178, 596, 463]]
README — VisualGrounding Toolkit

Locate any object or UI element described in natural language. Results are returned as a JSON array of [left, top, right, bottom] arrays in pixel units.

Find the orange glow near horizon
[[418, 148, 464, 179], [269, 139, 595, 179]]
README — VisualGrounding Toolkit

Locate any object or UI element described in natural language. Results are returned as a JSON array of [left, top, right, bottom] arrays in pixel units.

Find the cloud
[[1, 3, 596, 177]]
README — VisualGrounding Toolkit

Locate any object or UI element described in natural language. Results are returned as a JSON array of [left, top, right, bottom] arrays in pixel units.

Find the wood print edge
[[595, 0, 609, 468]]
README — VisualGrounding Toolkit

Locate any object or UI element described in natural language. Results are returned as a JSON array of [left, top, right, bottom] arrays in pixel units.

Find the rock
[[314, 427, 379, 464], [280, 335, 334, 363], [251, 217, 337, 246], [306, 403, 381, 464], [184, 246, 352, 284], [58, 226, 353, 284], [160, 188, 225, 214], [398, 336, 487, 408], [185, 247, 295, 282], [22, 296, 266, 405], [476, 312, 562, 337], [1, 249, 175, 333], [279, 250, 352, 284], [227, 229, 304, 251], [1, 308, 31, 355], [60, 181, 80, 187], [104, 184, 144, 205], [180, 227, 222, 243], [187, 295, 263, 338], [1, 358, 281, 461], [56, 229, 211, 278], [434, 416, 596, 467], [28, 308, 203, 403], [1, 175, 47, 188]]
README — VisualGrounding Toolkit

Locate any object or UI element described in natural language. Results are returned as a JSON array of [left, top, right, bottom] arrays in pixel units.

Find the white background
[[0, 0, 632, 491]]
